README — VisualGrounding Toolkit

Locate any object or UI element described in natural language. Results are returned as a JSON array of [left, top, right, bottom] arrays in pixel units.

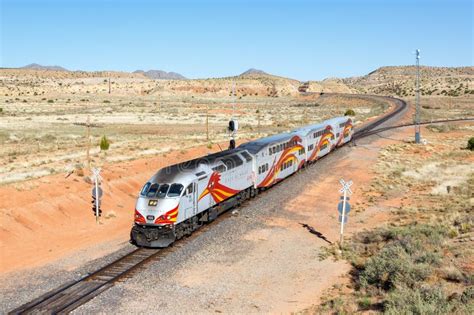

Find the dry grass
[[310, 122, 474, 314], [0, 71, 389, 185]]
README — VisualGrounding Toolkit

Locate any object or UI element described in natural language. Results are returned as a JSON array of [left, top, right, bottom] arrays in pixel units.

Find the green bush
[[468, 137, 474, 151], [100, 135, 110, 151], [384, 285, 452, 315], [0, 107, 3, 113], [345, 109, 356, 116], [360, 244, 431, 290], [47, 99, 54, 103], [357, 224, 446, 290]]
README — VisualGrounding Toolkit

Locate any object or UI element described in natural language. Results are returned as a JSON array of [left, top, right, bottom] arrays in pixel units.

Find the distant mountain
[[134, 69, 186, 80], [20, 63, 69, 71], [239, 68, 268, 76]]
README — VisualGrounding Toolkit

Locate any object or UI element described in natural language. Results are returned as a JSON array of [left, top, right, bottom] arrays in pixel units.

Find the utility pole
[[108, 77, 111, 94], [415, 49, 421, 144], [86, 115, 91, 169], [257, 103, 261, 136], [206, 103, 209, 141]]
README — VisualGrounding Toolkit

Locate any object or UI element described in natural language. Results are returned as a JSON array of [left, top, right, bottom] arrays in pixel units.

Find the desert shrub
[[345, 109, 356, 116], [103, 100, 110, 103], [355, 224, 446, 290], [426, 124, 452, 133], [359, 244, 431, 290], [468, 137, 474, 151], [384, 285, 452, 315], [357, 296, 372, 310], [47, 99, 54, 103], [0, 107, 3, 113], [100, 135, 110, 151]]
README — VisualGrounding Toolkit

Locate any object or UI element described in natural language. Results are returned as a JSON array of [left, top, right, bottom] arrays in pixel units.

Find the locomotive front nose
[[135, 197, 179, 225]]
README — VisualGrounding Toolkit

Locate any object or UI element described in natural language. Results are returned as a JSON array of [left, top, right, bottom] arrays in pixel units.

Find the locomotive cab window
[[185, 184, 193, 195], [146, 183, 159, 197], [157, 184, 169, 198], [140, 182, 151, 196], [167, 184, 184, 197]]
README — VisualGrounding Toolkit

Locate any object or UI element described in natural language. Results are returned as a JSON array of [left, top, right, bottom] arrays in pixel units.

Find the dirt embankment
[[0, 141, 240, 274]]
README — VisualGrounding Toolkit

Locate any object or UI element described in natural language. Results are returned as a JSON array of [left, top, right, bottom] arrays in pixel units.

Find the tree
[[100, 135, 110, 151], [468, 137, 474, 151], [345, 109, 356, 116]]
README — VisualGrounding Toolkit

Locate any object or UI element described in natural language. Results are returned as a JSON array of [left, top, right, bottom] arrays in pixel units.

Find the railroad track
[[9, 248, 162, 314], [9, 95, 408, 315]]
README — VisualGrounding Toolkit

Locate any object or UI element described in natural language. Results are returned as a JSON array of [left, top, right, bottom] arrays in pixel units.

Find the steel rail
[[9, 95, 408, 315], [353, 117, 474, 139]]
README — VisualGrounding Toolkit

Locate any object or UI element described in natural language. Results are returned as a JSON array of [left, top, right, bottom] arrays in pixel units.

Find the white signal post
[[92, 168, 102, 224], [339, 179, 353, 247]]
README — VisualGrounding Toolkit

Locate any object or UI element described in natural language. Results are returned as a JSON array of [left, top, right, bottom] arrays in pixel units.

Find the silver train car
[[131, 116, 353, 247]]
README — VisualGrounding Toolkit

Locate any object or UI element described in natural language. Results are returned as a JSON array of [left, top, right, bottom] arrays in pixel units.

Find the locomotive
[[130, 116, 353, 247]]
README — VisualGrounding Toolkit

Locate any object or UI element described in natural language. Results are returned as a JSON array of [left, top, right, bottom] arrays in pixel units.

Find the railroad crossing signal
[[338, 201, 351, 215], [91, 168, 103, 222], [338, 178, 353, 247], [91, 186, 103, 199], [91, 197, 102, 217], [339, 179, 353, 195]]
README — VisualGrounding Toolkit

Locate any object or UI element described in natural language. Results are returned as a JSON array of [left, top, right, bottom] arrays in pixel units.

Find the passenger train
[[131, 116, 353, 247]]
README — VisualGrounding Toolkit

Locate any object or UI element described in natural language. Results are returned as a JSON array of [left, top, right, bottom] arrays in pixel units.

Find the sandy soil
[[5, 94, 471, 314], [0, 140, 244, 274]]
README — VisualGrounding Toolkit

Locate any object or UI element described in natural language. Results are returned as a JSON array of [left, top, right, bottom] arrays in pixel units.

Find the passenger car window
[[146, 183, 159, 197], [168, 184, 184, 197], [157, 184, 169, 198]]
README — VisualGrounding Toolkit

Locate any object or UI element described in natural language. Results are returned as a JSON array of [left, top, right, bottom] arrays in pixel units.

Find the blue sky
[[1, 0, 472, 80]]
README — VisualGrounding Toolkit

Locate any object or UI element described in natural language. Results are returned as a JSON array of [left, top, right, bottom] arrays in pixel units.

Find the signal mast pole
[[415, 49, 421, 144]]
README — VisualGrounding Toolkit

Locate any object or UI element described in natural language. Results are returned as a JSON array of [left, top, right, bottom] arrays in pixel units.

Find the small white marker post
[[339, 179, 353, 248], [92, 168, 102, 224]]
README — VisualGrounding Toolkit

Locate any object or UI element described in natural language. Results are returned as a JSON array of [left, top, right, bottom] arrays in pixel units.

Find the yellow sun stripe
[[213, 188, 234, 197]]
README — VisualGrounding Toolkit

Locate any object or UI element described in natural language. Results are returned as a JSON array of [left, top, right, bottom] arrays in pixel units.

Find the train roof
[[292, 116, 348, 135], [238, 132, 294, 154], [149, 148, 246, 184]]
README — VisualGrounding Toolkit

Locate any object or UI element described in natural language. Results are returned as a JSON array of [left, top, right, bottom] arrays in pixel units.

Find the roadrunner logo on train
[[131, 116, 353, 247]]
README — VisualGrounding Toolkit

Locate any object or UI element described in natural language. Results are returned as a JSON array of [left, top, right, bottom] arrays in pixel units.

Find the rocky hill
[[20, 63, 69, 71], [239, 68, 268, 76], [2, 64, 472, 98], [133, 69, 187, 80], [343, 66, 474, 97]]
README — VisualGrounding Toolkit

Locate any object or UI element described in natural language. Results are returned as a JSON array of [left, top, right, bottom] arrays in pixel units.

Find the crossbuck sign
[[339, 179, 353, 195]]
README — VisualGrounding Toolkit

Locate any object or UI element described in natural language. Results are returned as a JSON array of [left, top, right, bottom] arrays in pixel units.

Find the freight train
[[131, 116, 353, 247]]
